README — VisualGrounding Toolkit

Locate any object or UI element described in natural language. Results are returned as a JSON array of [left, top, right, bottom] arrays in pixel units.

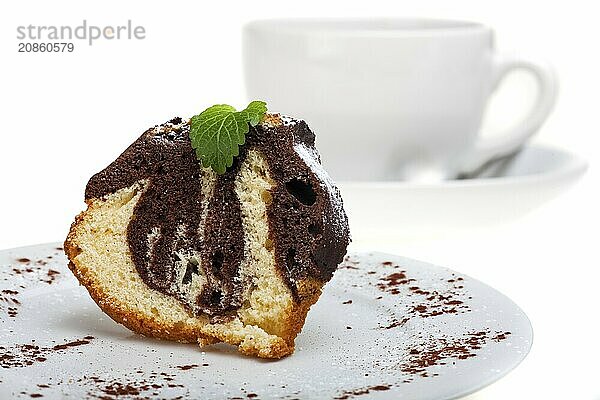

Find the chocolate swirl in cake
[[85, 116, 350, 317]]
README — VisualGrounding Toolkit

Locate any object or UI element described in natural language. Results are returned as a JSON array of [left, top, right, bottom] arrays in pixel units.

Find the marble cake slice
[[64, 114, 350, 358]]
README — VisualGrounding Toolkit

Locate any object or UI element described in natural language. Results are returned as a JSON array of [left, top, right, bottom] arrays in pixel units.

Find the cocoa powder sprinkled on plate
[[492, 331, 512, 342], [399, 330, 512, 381], [52, 338, 93, 351], [175, 364, 198, 370], [336, 255, 516, 389], [6, 261, 61, 285], [1, 258, 63, 318], [1, 289, 21, 318], [375, 263, 470, 328], [334, 384, 391, 399], [80, 370, 185, 399], [0, 336, 94, 369]]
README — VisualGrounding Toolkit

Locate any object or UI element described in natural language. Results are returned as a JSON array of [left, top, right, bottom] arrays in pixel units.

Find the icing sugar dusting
[[279, 115, 298, 126], [259, 114, 298, 129], [149, 118, 188, 140], [293, 142, 346, 230]]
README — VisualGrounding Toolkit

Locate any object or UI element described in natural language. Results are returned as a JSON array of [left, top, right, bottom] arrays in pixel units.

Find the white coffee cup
[[243, 18, 557, 182]]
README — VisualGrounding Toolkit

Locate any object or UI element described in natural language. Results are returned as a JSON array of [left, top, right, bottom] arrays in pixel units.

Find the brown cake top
[[85, 116, 350, 317]]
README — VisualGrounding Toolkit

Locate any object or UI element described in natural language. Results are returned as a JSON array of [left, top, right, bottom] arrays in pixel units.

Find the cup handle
[[459, 53, 558, 174]]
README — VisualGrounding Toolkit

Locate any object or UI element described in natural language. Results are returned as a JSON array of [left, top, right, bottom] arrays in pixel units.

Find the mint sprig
[[189, 101, 267, 174]]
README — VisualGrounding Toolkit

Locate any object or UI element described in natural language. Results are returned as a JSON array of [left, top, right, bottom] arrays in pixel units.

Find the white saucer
[[338, 145, 587, 240], [0, 244, 532, 400]]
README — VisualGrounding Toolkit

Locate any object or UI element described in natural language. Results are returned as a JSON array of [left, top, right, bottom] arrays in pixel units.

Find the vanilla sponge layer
[[66, 150, 322, 358]]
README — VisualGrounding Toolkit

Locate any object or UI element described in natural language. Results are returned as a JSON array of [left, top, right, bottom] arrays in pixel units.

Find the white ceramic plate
[[0, 243, 532, 400], [339, 145, 587, 240]]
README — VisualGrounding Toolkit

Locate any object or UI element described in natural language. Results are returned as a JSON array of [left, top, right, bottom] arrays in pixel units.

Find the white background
[[1, 1, 599, 399]]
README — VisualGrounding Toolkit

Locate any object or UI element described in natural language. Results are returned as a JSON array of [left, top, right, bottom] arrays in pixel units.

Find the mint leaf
[[189, 101, 267, 174]]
